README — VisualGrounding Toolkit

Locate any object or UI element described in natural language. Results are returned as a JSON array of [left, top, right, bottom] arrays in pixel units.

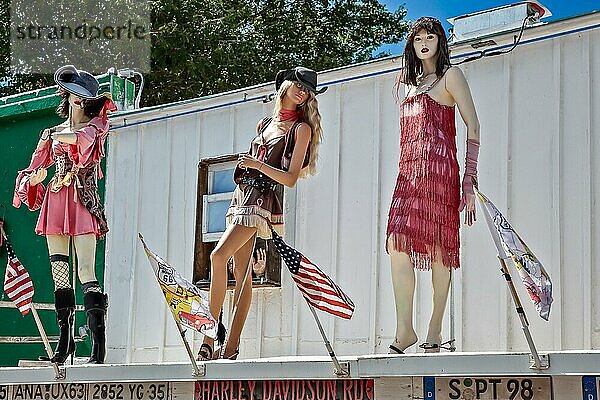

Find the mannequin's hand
[[459, 192, 476, 225], [238, 154, 262, 171], [252, 248, 267, 276], [29, 168, 47, 186], [458, 175, 477, 226]]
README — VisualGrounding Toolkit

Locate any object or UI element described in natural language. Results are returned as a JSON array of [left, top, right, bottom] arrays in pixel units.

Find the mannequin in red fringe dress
[[386, 18, 481, 354], [13, 65, 116, 364], [198, 67, 326, 361]]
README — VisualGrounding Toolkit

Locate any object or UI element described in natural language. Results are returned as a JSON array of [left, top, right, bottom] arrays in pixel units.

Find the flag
[[272, 231, 355, 319], [139, 235, 217, 338], [476, 190, 553, 320], [3, 236, 34, 316]]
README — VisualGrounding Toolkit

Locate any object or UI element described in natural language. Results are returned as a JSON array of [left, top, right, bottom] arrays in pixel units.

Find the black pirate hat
[[275, 67, 327, 94], [54, 65, 104, 99]]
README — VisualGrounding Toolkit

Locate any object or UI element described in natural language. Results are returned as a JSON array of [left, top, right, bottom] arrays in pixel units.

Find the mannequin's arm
[[445, 66, 480, 141]]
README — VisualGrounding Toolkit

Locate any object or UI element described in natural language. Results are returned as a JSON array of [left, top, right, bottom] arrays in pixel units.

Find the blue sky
[[378, 0, 599, 55]]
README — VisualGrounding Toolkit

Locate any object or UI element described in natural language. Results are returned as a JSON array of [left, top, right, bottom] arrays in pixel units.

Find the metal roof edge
[[1, 351, 600, 384], [110, 10, 599, 129], [0, 77, 111, 119]]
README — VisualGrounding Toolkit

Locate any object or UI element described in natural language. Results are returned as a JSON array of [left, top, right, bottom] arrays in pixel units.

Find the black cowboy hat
[[54, 65, 104, 99], [275, 67, 328, 95]]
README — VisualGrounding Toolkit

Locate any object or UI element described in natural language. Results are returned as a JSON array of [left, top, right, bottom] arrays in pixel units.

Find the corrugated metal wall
[[104, 13, 600, 363]]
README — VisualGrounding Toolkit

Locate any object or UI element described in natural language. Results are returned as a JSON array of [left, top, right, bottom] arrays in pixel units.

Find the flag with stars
[[272, 231, 354, 319], [3, 235, 35, 316]]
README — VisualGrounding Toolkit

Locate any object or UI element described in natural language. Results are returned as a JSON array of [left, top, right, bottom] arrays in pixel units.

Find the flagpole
[[475, 190, 546, 370], [30, 305, 65, 379], [496, 255, 543, 369], [173, 318, 203, 377], [138, 234, 204, 376], [305, 301, 348, 377]]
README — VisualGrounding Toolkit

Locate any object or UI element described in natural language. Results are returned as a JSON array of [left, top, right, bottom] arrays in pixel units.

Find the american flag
[[3, 237, 35, 316], [272, 231, 354, 319]]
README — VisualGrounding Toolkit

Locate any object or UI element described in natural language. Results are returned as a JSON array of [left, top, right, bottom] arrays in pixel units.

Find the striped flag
[[3, 237, 35, 316], [272, 231, 354, 319]]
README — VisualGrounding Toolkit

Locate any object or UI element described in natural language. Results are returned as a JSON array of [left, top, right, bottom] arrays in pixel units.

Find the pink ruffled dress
[[13, 117, 110, 238], [386, 79, 460, 270]]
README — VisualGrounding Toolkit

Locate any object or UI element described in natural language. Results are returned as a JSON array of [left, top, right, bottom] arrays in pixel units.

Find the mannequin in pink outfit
[[386, 17, 481, 354], [14, 65, 116, 364]]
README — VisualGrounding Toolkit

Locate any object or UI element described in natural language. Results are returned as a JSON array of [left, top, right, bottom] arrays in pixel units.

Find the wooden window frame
[[193, 154, 282, 289]]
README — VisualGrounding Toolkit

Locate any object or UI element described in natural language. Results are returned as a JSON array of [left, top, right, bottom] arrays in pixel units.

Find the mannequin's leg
[[45, 235, 75, 363], [388, 237, 418, 353], [199, 224, 257, 360], [74, 234, 97, 286], [424, 247, 451, 353], [223, 233, 256, 359], [74, 234, 107, 363]]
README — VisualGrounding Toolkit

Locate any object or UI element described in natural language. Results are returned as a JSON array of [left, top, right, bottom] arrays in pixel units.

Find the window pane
[[212, 169, 236, 194], [207, 200, 231, 233]]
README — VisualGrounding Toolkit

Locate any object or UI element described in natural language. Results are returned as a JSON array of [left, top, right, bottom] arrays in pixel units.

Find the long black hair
[[56, 89, 108, 119], [396, 17, 451, 98]]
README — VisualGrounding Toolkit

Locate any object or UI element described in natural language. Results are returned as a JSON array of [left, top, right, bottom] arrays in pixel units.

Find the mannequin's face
[[284, 81, 309, 106], [68, 94, 84, 110], [412, 28, 439, 61]]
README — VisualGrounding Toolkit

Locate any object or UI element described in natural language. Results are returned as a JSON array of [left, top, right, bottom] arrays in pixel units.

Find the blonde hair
[[273, 80, 323, 177]]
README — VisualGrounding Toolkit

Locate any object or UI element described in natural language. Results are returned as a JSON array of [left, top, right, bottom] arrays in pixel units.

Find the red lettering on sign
[[315, 381, 326, 400], [306, 380, 315, 400], [263, 380, 271, 400], [210, 382, 220, 400], [247, 381, 256, 400], [327, 381, 336, 399], [220, 381, 229, 400], [228, 381, 235, 400], [295, 380, 306, 400], [356, 380, 365, 400], [343, 380, 353, 400], [273, 381, 283, 400]]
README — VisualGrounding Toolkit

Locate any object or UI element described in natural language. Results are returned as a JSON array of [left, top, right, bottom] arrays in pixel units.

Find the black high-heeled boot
[[84, 292, 108, 364], [48, 288, 75, 364]]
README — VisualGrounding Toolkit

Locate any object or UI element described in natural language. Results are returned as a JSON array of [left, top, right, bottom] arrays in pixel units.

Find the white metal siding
[[104, 14, 600, 363]]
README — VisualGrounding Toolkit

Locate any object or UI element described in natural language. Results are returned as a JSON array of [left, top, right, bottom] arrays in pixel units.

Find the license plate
[[424, 376, 552, 400], [0, 382, 171, 400], [583, 376, 600, 399]]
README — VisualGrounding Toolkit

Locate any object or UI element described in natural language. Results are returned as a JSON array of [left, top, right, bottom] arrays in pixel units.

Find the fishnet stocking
[[50, 255, 71, 290]]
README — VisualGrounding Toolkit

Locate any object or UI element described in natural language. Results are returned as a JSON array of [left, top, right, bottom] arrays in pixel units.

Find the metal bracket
[[192, 363, 206, 377], [334, 361, 350, 378], [529, 353, 550, 370]]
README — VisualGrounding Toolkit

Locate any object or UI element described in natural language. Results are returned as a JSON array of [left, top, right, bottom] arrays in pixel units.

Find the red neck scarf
[[279, 108, 303, 122]]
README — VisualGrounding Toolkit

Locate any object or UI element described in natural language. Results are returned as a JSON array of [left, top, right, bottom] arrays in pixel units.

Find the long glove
[[458, 139, 480, 226]]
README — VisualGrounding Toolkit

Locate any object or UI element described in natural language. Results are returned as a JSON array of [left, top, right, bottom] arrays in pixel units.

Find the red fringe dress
[[386, 86, 460, 270]]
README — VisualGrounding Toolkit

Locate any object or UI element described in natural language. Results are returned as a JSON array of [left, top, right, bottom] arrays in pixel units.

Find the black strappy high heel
[[419, 339, 456, 353]]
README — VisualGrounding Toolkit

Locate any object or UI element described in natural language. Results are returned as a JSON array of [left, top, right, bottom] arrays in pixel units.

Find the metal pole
[[305, 301, 348, 377], [173, 319, 203, 377], [30, 305, 64, 379], [475, 190, 545, 370], [497, 256, 543, 369]]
